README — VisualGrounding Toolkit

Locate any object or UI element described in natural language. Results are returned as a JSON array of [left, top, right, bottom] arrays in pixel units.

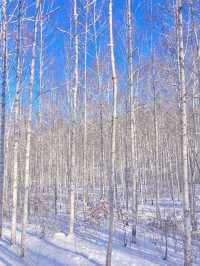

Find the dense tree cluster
[[0, 1, 200, 265]]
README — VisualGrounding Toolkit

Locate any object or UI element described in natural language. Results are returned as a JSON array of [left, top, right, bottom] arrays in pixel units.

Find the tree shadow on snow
[[31, 238, 103, 266], [0, 240, 26, 266]]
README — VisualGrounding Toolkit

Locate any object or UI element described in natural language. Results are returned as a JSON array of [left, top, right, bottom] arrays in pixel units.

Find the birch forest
[[0, 0, 200, 265]]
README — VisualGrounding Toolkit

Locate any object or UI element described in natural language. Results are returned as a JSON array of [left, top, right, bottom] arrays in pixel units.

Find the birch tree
[[106, 0, 118, 265], [127, 0, 138, 243], [83, 0, 89, 217], [11, 0, 22, 246], [67, 0, 79, 236], [176, 0, 192, 265], [0, 0, 7, 238], [21, 0, 40, 256]]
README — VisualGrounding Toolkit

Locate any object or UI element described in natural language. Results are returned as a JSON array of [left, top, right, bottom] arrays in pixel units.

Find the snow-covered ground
[[0, 227, 176, 266], [0, 198, 199, 266], [0, 221, 198, 266]]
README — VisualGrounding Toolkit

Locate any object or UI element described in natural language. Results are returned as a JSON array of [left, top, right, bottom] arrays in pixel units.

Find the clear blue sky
[[46, 0, 161, 79], [10, 0, 171, 111]]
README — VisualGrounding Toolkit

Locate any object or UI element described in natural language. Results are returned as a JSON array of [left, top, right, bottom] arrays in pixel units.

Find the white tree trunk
[[11, 0, 22, 246], [0, 0, 7, 238], [20, 0, 40, 256], [127, 0, 138, 243], [176, 1, 192, 265], [67, 0, 79, 236], [106, 0, 118, 265], [83, 1, 89, 218]]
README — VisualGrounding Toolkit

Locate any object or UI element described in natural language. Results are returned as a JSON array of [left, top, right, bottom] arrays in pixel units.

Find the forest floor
[[0, 199, 199, 266]]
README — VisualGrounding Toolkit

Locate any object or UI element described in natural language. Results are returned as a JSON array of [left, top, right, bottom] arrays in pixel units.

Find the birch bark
[[20, 0, 40, 256], [176, 1, 192, 265], [0, 0, 7, 238], [106, 1, 118, 265]]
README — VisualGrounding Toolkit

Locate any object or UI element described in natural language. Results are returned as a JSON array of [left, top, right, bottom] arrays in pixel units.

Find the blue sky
[[47, 0, 152, 80], [7, 0, 176, 111]]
